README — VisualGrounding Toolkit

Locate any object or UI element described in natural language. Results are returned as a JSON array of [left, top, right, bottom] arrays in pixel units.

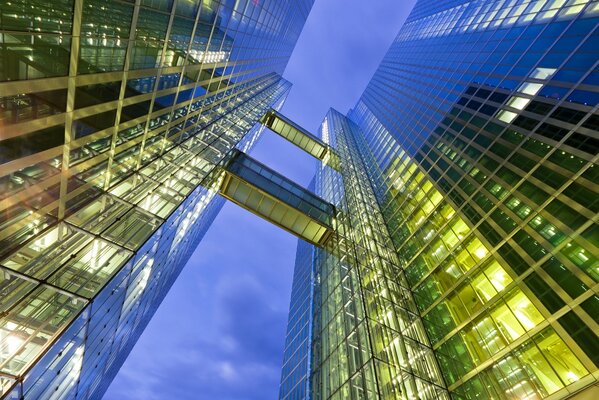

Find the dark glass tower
[[281, 1, 599, 399], [0, 1, 313, 399]]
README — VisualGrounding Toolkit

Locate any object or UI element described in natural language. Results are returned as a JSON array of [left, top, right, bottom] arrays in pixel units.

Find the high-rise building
[[0, 1, 313, 399], [1, 0, 598, 400], [280, 1, 599, 400]]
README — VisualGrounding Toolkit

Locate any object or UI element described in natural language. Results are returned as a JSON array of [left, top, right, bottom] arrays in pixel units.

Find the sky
[[103, 1, 416, 399]]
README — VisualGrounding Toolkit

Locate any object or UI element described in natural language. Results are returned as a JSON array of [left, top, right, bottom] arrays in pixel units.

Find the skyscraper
[[1, 0, 598, 400], [281, 1, 598, 400], [0, 1, 313, 399]]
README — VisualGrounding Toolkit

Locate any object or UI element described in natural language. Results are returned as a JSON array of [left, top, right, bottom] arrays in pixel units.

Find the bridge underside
[[219, 150, 335, 247]]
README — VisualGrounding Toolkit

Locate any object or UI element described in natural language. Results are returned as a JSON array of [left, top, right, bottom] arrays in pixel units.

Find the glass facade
[[281, 1, 598, 400], [2, 0, 598, 399], [0, 0, 313, 399]]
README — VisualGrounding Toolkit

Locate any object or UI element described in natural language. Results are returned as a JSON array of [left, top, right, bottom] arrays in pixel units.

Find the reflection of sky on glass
[[103, 1, 415, 399]]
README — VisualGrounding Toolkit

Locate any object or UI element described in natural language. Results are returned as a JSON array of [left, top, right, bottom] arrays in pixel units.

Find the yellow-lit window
[[407, 163, 417, 177], [518, 82, 543, 96], [517, 339, 564, 395], [506, 291, 544, 331], [430, 239, 449, 263], [471, 272, 497, 303], [483, 260, 512, 292], [461, 327, 491, 364], [414, 188, 426, 203], [492, 302, 526, 341], [438, 262, 463, 286], [422, 180, 433, 194], [507, 96, 531, 110], [429, 190, 443, 207], [497, 110, 518, 123], [466, 237, 488, 261], [472, 315, 506, 357], [451, 218, 470, 239], [439, 203, 455, 221], [455, 247, 477, 271], [409, 209, 427, 231], [536, 329, 588, 385], [421, 199, 435, 216], [457, 283, 484, 314], [442, 228, 460, 250], [561, 0, 588, 15], [530, 67, 557, 80]]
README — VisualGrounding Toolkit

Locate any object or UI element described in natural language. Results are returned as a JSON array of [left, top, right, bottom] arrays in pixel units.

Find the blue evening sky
[[103, 1, 416, 399]]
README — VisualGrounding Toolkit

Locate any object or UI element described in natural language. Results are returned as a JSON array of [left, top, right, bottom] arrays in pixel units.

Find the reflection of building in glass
[[0, 0, 312, 398]]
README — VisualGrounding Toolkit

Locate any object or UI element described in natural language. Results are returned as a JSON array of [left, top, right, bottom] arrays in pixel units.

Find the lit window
[[507, 96, 531, 110], [530, 67, 557, 80], [518, 82, 543, 96], [507, 291, 544, 331], [497, 110, 518, 123]]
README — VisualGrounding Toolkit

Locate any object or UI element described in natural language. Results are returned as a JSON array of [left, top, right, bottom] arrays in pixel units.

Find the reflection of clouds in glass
[[105, 202, 296, 400]]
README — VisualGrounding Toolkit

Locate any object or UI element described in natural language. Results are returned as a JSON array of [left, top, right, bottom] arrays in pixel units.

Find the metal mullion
[[167, 77, 276, 146], [0, 77, 69, 98], [58, 0, 84, 220], [1, 114, 66, 142], [0, 146, 63, 180], [134, 0, 180, 170], [102, 0, 142, 191], [0, 264, 89, 304], [156, 1, 205, 156], [74, 70, 132, 86], [72, 100, 120, 120], [206, 4, 238, 98], [121, 91, 154, 106], [185, 7, 224, 101]]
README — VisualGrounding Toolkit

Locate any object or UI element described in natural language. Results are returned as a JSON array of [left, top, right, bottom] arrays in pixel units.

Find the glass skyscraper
[[281, 1, 598, 400], [1, 0, 598, 400], [0, 0, 312, 399]]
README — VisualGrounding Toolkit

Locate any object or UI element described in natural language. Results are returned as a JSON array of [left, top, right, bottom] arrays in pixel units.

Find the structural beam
[[219, 151, 335, 247], [261, 109, 340, 170]]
